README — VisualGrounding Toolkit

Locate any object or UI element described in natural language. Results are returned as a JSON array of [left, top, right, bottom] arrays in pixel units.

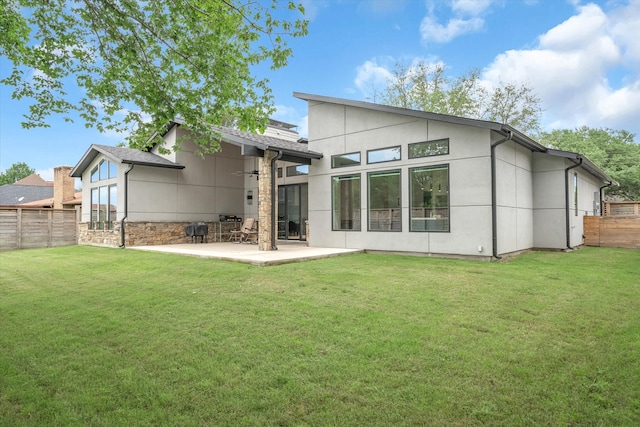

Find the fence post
[[16, 208, 22, 250], [48, 210, 53, 248]]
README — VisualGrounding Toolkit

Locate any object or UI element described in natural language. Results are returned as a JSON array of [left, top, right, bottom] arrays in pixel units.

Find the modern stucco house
[[70, 93, 615, 259]]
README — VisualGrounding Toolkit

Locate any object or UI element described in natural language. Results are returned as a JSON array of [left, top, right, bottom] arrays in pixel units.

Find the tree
[[377, 61, 542, 135], [540, 127, 640, 200], [0, 0, 308, 152], [0, 162, 34, 185]]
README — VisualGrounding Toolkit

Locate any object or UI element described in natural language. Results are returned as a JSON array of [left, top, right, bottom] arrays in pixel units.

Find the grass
[[0, 246, 639, 426]]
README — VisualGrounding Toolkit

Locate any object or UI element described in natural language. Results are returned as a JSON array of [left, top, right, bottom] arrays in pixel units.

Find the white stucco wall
[[306, 101, 496, 257], [532, 153, 566, 248], [125, 128, 245, 222], [532, 153, 604, 249], [494, 139, 534, 254]]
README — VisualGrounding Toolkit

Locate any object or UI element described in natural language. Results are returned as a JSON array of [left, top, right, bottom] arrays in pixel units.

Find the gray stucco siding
[[125, 134, 246, 222], [493, 141, 535, 254], [532, 154, 566, 248], [306, 102, 498, 257], [531, 153, 604, 249]]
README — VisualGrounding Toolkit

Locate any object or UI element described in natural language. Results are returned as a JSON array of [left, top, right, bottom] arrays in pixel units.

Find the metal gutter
[[599, 181, 613, 216], [565, 157, 583, 249], [119, 164, 134, 248], [490, 130, 513, 260]]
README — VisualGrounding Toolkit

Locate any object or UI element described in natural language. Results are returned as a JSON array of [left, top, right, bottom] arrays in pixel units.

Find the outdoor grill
[[184, 222, 208, 243]]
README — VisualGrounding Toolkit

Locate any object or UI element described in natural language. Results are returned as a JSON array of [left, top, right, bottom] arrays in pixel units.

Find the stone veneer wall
[[258, 151, 276, 251], [78, 221, 252, 247]]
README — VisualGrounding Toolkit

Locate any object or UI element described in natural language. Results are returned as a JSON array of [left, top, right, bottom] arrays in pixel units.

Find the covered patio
[[128, 241, 362, 266]]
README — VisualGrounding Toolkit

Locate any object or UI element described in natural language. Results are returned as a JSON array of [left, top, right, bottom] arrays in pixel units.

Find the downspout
[[270, 150, 283, 250], [599, 181, 612, 216], [119, 164, 134, 248], [564, 157, 582, 249], [490, 130, 513, 260]]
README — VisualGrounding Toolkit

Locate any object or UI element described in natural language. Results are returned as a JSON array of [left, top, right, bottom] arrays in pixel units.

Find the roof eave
[[546, 149, 617, 185], [294, 91, 508, 132], [122, 160, 185, 169]]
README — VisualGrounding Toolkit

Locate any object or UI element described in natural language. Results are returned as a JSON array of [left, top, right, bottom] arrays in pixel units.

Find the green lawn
[[1, 246, 639, 426]]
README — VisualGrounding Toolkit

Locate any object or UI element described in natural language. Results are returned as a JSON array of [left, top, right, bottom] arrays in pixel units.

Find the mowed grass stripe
[[1, 246, 638, 425]]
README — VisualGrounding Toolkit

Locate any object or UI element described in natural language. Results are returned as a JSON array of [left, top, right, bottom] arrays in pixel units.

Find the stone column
[[258, 150, 278, 251]]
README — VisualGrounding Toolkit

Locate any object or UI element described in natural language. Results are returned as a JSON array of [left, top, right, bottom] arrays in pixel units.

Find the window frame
[[574, 172, 578, 216], [286, 164, 309, 177], [88, 157, 118, 230], [331, 174, 361, 231], [331, 152, 361, 168], [409, 164, 450, 232], [367, 169, 402, 232], [366, 146, 401, 164], [408, 138, 449, 159]]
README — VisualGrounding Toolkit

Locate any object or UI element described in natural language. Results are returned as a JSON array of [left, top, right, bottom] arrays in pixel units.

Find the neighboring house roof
[[0, 184, 54, 206], [70, 144, 185, 177], [15, 173, 53, 186], [20, 191, 82, 208], [293, 92, 615, 184]]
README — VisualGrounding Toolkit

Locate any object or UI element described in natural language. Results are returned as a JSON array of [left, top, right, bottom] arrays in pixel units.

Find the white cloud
[[354, 59, 394, 93], [420, 16, 484, 43], [610, 0, 640, 68], [36, 167, 54, 182], [451, 0, 495, 16], [482, 1, 640, 135], [420, 0, 497, 43]]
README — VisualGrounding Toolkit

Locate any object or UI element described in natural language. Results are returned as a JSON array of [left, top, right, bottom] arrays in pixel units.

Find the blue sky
[[1, 0, 639, 181]]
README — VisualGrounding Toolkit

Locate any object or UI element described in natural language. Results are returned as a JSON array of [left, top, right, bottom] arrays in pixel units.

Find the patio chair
[[229, 218, 256, 243], [241, 220, 258, 244]]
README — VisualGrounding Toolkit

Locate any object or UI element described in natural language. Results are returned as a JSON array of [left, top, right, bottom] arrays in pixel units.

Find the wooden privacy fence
[[604, 201, 640, 217], [584, 216, 640, 249], [0, 208, 77, 250]]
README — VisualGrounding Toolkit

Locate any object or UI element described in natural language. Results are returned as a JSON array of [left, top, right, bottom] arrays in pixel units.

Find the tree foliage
[[0, 0, 308, 152], [0, 162, 35, 185], [540, 127, 640, 201], [377, 61, 542, 135]]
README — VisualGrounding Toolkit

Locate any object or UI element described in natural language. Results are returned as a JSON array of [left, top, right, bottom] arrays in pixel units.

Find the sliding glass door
[[277, 184, 308, 240]]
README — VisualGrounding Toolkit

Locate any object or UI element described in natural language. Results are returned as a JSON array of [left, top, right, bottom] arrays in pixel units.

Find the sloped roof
[[546, 149, 616, 184], [293, 92, 614, 184], [70, 144, 185, 177], [163, 118, 322, 163], [215, 125, 322, 163], [0, 184, 53, 206], [15, 173, 52, 186], [294, 92, 546, 153], [19, 191, 82, 208]]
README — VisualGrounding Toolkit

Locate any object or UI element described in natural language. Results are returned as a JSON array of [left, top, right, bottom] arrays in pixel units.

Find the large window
[[89, 159, 118, 230], [90, 185, 117, 230], [367, 146, 401, 164], [332, 175, 361, 231], [332, 152, 361, 168], [409, 139, 449, 158], [286, 164, 309, 176], [409, 165, 449, 232], [368, 170, 401, 231]]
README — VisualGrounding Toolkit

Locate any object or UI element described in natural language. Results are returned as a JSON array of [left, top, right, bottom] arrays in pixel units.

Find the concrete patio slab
[[129, 241, 363, 266]]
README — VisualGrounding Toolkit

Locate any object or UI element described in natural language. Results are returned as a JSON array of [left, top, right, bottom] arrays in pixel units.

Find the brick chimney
[[54, 166, 75, 209]]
